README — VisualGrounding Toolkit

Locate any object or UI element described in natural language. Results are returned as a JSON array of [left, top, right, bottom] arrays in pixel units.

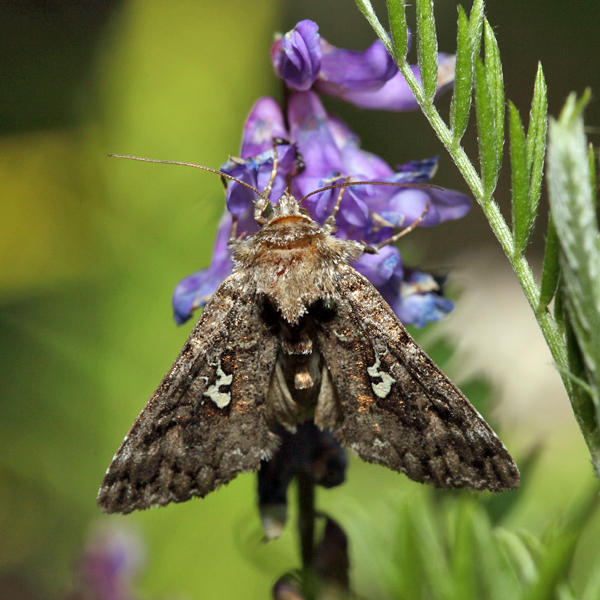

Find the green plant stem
[[395, 61, 571, 393]]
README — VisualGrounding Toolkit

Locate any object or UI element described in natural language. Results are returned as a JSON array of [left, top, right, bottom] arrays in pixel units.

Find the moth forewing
[[97, 275, 280, 514], [319, 265, 519, 491]]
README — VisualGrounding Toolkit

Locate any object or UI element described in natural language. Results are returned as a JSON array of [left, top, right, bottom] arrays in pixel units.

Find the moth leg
[[323, 176, 351, 234]]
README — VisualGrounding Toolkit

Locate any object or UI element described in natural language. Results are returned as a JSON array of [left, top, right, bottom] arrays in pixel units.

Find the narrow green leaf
[[450, 501, 478, 600], [527, 63, 548, 224], [539, 216, 560, 311], [450, 6, 472, 143], [509, 101, 530, 254], [354, 0, 394, 56], [548, 92, 600, 470], [468, 0, 484, 58], [474, 57, 498, 198], [484, 19, 505, 167], [554, 280, 565, 331], [409, 499, 452, 599], [563, 305, 600, 460], [471, 508, 518, 600], [589, 142, 597, 211], [386, 0, 408, 60], [416, 0, 438, 103], [495, 529, 538, 586]]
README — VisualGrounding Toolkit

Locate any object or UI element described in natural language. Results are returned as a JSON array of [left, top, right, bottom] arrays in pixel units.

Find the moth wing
[[98, 273, 279, 514], [318, 265, 519, 491]]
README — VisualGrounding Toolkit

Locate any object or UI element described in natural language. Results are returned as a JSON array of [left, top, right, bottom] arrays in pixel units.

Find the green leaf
[[386, 0, 408, 60], [474, 57, 498, 198], [416, 0, 438, 103], [509, 101, 530, 254], [547, 91, 600, 473], [450, 501, 479, 600], [468, 0, 484, 58], [450, 6, 473, 143], [471, 507, 519, 600], [354, 0, 393, 56], [527, 63, 548, 229], [495, 529, 538, 587], [484, 19, 505, 167], [538, 216, 560, 311]]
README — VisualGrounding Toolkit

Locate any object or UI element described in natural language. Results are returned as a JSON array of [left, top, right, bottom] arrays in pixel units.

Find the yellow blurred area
[[0, 131, 94, 294]]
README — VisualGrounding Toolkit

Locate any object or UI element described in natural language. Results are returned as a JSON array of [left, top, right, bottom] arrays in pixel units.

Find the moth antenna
[[299, 180, 445, 204], [369, 201, 432, 251], [108, 153, 269, 204], [323, 176, 351, 234], [253, 140, 282, 225]]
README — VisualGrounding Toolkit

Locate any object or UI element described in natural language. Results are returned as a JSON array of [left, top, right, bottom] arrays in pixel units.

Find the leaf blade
[[416, 0, 439, 103], [386, 0, 408, 60], [484, 19, 505, 168], [474, 57, 498, 198], [538, 215, 560, 311], [509, 101, 529, 254], [527, 63, 548, 227], [450, 6, 473, 143]]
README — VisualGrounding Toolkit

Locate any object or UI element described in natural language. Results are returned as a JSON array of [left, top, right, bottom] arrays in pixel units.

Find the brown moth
[[98, 159, 519, 514]]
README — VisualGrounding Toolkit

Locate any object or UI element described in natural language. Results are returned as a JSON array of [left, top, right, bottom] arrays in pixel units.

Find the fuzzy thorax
[[230, 191, 363, 324]]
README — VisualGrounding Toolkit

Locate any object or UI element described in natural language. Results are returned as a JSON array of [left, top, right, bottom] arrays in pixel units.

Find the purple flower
[[383, 269, 454, 328], [272, 20, 322, 91], [272, 20, 455, 111], [75, 526, 144, 600]]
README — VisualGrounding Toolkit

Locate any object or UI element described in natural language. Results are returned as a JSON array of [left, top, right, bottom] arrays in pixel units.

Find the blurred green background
[[1, 1, 599, 598]]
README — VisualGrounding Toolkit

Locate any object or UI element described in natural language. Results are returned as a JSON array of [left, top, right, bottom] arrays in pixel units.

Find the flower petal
[[272, 20, 322, 91], [353, 245, 402, 287], [374, 186, 471, 228], [326, 54, 455, 112], [288, 91, 344, 178], [172, 214, 233, 324], [381, 269, 454, 327], [315, 38, 397, 94], [241, 97, 288, 158]]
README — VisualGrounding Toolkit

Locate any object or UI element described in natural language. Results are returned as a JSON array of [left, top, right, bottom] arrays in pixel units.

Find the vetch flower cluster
[[173, 19, 470, 328]]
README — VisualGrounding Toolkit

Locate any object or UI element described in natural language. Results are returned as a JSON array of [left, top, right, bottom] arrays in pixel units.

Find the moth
[[98, 154, 519, 514]]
